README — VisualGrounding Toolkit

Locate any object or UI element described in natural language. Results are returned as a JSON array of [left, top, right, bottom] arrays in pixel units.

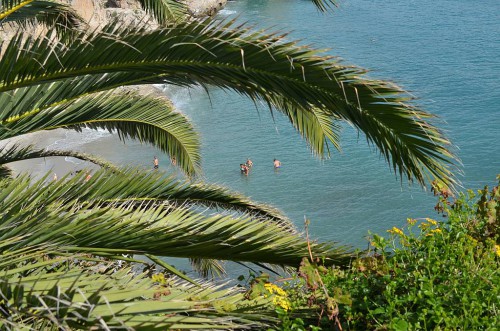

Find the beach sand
[[5, 129, 94, 181], [5, 86, 166, 181]]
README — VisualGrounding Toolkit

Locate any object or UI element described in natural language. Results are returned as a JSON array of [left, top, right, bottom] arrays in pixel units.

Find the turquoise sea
[[67, 0, 499, 248]]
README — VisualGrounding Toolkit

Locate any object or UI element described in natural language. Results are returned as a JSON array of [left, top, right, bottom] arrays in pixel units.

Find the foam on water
[[217, 9, 237, 16], [46, 128, 111, 152]]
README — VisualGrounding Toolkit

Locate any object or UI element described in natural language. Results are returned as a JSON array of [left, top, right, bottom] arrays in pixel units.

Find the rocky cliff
[[69, 0, 227, 28]]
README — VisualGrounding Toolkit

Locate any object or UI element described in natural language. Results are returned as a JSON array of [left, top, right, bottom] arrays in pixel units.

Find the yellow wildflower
[[264, 283, 287, 297], [495, 245, 500, 257], [151, 273, 166, 284], [264, 283, 290, 310], [430, 228, 442, 234], [426, 218, 438, 226], [273, 295, 291, 311], [419, 222, 430, 230], [387, 227, 404, 236], [407, 218, 417, 225]]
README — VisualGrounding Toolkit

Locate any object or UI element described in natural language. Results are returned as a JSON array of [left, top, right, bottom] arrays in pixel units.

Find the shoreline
[[6, 85, 167, 181], [6, 129, 91, 181]]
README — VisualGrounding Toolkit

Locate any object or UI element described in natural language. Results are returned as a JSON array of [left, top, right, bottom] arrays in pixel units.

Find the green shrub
[[273, 177, 499, 330], [322, 177, 499, 330]]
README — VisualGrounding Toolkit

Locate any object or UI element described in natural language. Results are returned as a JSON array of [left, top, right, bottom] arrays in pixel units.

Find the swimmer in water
[[240, 163, 249, 175], [84, 171, 92, 182], [273, 159, 281, 169], [246, 158, 253, 168], [153, 156, 159, 170]]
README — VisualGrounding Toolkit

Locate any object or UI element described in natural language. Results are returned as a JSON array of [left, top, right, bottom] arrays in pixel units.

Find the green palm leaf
[[0, 0, 82, 31], [310, 0, 339, 12], [0, 165, 12, 177], [62, 167, 292, 227], [0, 258, 275, 329], [0, 174, 353, 266], [0, 144, 119, 176], [0, 19, 458, 188], [1, 90, 201, 176], [136, 0, 188, 24]]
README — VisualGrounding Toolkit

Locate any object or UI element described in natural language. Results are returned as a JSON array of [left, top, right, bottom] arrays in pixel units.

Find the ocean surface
[[52, 0, 499, 248]]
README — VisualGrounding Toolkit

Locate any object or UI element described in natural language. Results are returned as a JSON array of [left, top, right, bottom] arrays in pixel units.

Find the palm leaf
[[136, 0, 188, 24], [0, 19, 458, 189], [0, 144, 119, 176], [67, 167, 293, 227], [189, 257, 226, 278], [0, 260, 276, 329], [0, 174, 353, 266], [0, 165, 12, 177], [0, 90, 201, 176], [0, 0, 83, 31], [310, 0, 339, 12]]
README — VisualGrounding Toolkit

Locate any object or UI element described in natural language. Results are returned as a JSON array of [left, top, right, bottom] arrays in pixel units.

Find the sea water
[[69, 0, 499, 249]]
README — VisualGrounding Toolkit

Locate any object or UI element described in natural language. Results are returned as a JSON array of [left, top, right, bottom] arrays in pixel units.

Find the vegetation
[[265, 177, 499, 330], [0, 0, 462, 329]]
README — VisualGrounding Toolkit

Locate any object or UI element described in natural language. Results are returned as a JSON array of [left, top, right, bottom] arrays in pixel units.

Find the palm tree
[[0, 0, 458, 328]]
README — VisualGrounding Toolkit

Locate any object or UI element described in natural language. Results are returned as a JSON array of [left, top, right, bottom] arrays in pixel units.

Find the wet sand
[[6, 129, 101, 181]]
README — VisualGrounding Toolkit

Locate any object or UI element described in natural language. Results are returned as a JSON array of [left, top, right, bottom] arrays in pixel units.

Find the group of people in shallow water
[[240, 158, 281, 175], [153, 155, 176, 170], [240, 158, 253, 175], [152, 155, 281, 176]]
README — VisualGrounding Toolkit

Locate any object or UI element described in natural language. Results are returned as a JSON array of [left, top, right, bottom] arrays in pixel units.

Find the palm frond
[[0, 90, 201, 176], [0, 165, 12, 177], [0, 144, 119, 176], [72, 167, 293, 227], [190, 257, 225, 278], [310, 0, 339, 12], [0, 19, 458, 189], [136, 0, 188, 24], [0, 0, 83, 31], [0, 260, 276, 329], [0, 174, 353, 266]]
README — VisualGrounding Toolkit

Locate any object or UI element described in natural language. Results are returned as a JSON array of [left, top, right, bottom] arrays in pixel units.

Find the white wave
[[218, 9, 237, 16], [64, 156, 82, 165], [46, 128, 111, 151], [158, 84, 205, 111]]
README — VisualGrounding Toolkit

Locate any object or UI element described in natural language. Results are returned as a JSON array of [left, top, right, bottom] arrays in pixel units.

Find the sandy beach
[[5, 85, 167, 181], [5, 129, 94, 181]]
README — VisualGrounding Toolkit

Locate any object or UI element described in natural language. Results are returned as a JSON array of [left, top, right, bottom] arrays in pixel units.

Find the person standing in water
[[273, 159, 281, 169], [153, 156, 159, 170], [240, 163, 249, 175], [246, 158, 253, 168], [84, 171, 92, 182]]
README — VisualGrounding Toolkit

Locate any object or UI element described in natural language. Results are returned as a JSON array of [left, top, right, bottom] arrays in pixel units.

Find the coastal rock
[[68, 0, 227, 28], [1, 0, 228, 39], [69, 0, 156, 30]]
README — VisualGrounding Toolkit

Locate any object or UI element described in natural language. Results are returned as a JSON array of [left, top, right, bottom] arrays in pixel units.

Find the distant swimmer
[[273, 159, 281, 169], [84, 171, 92, 182], [53, 173, 58, 181], [240, 163, 249, 175], [171, 157, 177, 166], [246, 158, 253, 168], [153, 156, 159, 170]]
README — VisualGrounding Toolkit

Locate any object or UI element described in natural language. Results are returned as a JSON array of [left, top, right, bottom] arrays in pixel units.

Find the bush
[[273, 177, 499, 330]]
